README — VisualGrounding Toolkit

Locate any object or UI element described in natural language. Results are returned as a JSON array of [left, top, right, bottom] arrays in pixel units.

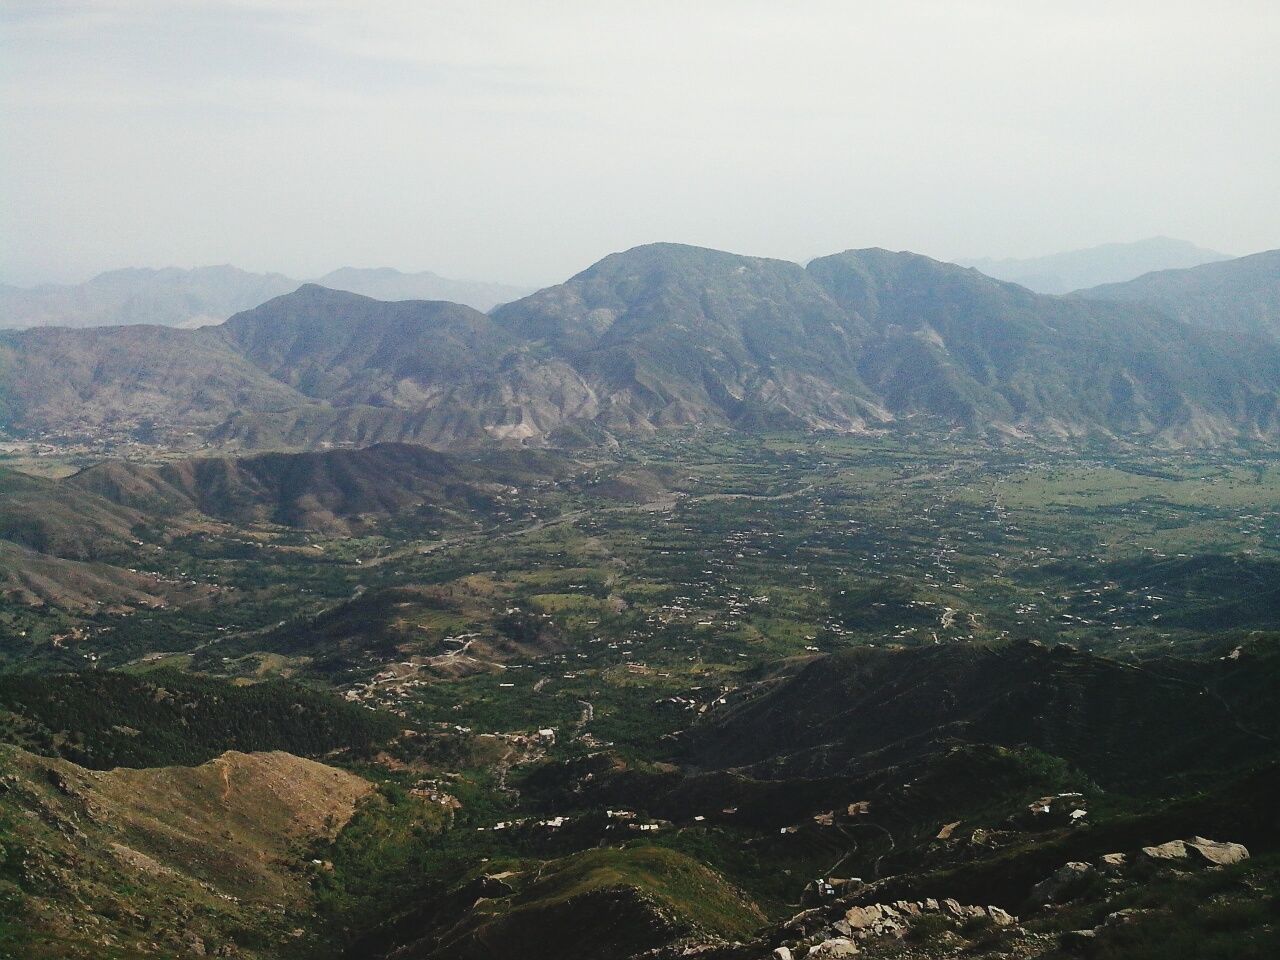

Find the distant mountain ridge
[[0, 265, 299, 330], [1, 242, 1279, 449], [1075, 249, 1280, 341], [313, 267, 532, 311], [0, 264, 533, 329], [960, 237, 1230, 294]]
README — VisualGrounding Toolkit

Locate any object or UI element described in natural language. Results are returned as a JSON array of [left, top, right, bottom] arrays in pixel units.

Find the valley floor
[[1, 429, 1278, 958]]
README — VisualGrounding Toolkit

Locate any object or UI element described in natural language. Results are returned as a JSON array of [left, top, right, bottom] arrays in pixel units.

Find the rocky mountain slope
[[0, 322, 304, 443], [1076, 248, 1280, 341]]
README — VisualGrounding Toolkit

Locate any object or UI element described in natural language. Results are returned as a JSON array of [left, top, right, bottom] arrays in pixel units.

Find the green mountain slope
[[0, 668, 397, 768], [359, 847, 763, 960], [682, 640, 1278, 789]]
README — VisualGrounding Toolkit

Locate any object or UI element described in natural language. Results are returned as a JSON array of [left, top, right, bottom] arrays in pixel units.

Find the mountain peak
[[571, 242, 794, 278]]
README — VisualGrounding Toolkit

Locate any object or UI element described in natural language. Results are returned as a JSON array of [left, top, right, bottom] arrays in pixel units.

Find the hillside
[[0, 745, 372, 959], [0, 441, 566, 631], [0, 668, 397, 768], [69, 441, 558, 533], [0, 467, 145, 560], [0, 539, 175, 614], [0, 465, 192, 619], [361, 847, 763, 960], [3, 243, 1280, 449], [210, 285, 595, 448], [681, 640, 1278, 789], [0, 322, 305, 444], [959, 237, 1230, 294], [807, 248, 1280, 443], [1076, 249, 1280, 340], [74, 442, 476, 532]]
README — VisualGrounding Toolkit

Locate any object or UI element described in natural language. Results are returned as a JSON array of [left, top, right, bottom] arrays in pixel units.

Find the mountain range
[[0, 265, 533, 330], [1, 242, 1278, 450], [0, 239, 1241, 331], [959, 237, 1231, 294]]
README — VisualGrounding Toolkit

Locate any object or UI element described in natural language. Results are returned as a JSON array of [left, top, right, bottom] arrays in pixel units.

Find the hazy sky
[[2, 0, 1277, 286]]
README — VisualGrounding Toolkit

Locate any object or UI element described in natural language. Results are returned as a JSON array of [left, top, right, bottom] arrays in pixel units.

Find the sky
[[2, 0, 1278, 287]]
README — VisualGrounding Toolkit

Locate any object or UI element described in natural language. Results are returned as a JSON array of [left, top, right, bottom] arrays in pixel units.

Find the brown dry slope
[[0, 745, 373, 959]]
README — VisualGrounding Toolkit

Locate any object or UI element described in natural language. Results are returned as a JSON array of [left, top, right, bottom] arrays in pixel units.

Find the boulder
[[807, 938, 858, 958], [877, 920, 906, 939], [1030, 861, 1094, 903], [1097, 852, 1127, 872], [941, 898, 984, 920], [842, 905, 884, 930], [987, 906, 1017, 927], [1139, 840, 1188, 863], [773, 948, 793, 960], [1185, 837, 1249, 867]]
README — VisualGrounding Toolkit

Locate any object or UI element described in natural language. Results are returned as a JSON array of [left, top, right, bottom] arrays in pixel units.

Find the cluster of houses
[[408, 778, 462, 811]]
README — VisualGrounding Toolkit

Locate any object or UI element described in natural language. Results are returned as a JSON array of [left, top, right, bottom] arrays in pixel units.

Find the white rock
[[808, 938, 859, 958], [1185, 837, 1250, 867]]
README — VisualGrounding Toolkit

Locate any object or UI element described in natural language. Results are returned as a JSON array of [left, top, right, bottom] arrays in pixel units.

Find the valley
[[9, 2, 1279, 955], [2, 427, 1277, 958]]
